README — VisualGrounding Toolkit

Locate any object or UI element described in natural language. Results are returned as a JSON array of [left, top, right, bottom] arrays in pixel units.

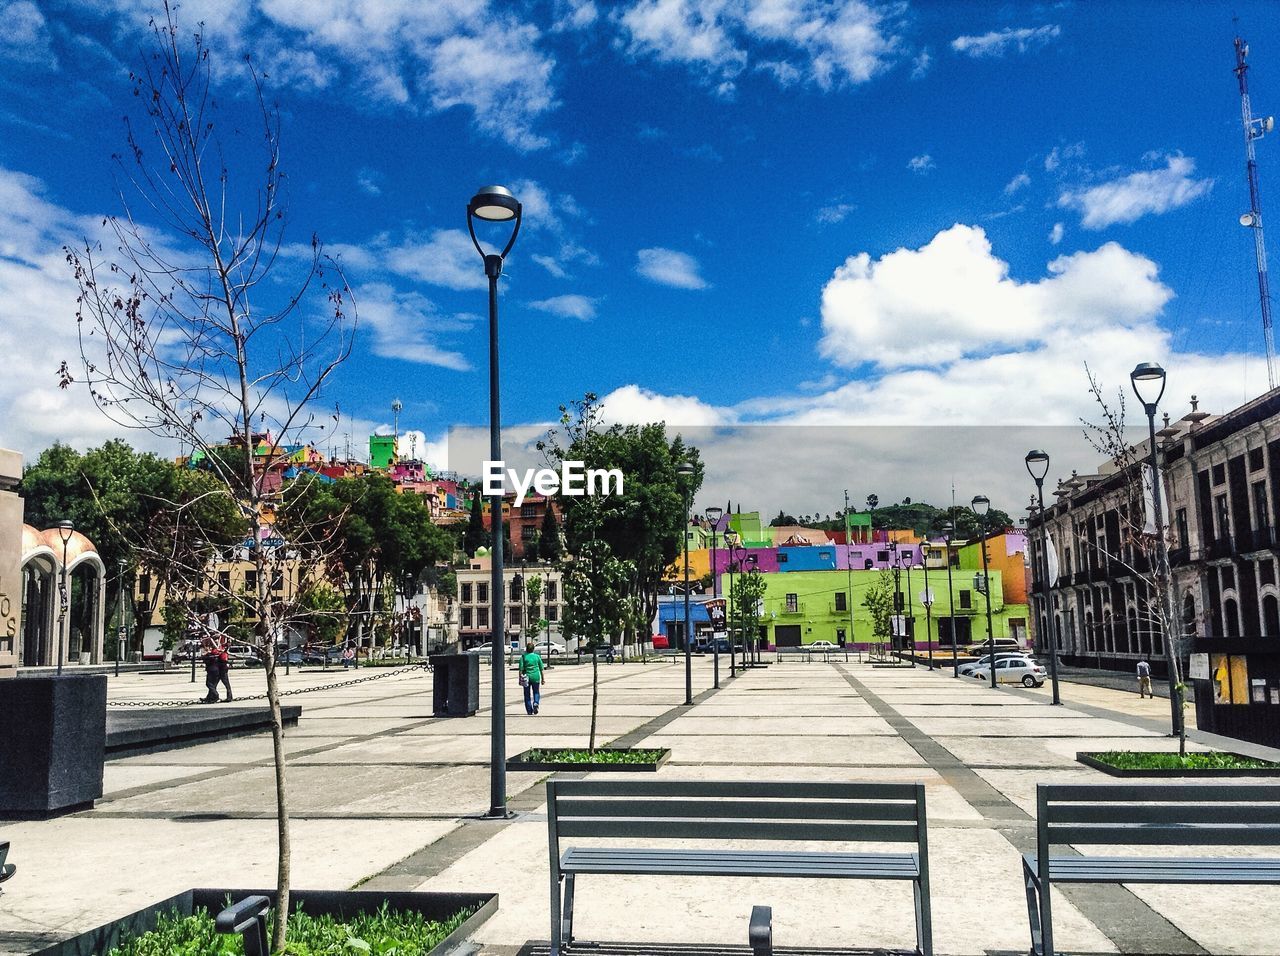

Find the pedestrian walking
[[216, 634, 234, 702], [519, 641, 544, 715], [200, 637, 221, 703], [1137, 658, 1153, 699]]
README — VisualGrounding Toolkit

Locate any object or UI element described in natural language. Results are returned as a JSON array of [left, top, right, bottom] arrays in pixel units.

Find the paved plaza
[[2, 658, 1279, 955]]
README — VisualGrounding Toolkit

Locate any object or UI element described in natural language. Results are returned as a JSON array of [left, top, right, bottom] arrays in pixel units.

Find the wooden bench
[[1024, 784, 1280, 956], [546, 779, 933, 955]]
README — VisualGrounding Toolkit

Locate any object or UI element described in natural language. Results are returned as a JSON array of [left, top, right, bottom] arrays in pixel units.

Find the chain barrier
[[107, 662, 432, 707]]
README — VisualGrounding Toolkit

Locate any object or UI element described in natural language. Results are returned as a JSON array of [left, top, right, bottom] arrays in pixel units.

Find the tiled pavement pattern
[[1, 657, 1278, 955]]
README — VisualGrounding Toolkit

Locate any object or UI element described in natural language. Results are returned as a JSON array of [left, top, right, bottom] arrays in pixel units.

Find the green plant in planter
[[1093, 750, 1280, 771], [109, 903, 473, 955], [524, 747, 665, 765]]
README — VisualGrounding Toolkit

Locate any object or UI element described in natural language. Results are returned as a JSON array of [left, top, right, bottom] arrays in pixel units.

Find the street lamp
[[741, 553, 758, 669], [676, 462, 695, 705], [904, 546, 917, 668], [920, 539, 934, 670], [468, 184, 523, 819], [971, 495, 998, 690], [706, 506, 724, 688], [116, 558, 126, 678], [888, 541, 902, 660], [942, 521, 959, 677], [55, 520, 74, 676], [1025, 449, 1063, 705], [1130, 362, 1184, 738]]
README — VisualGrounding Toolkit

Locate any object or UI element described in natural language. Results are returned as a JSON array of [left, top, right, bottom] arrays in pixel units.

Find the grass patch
[[108, 901, 472, 955], [1092, 750, 1280, 771], [522, 747, 665, 765]]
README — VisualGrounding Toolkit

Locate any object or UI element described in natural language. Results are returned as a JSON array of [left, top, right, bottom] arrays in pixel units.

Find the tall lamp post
[[1131, 362, 1184, 738], [726, 536, 742, 678], [116, 558, 126, 678], [676, 462, 695, 705], [942, 522, 959, 677], [468, 184, 523, 819], [889, 542, 902, 660], [920, 540, 934, 670], [904, 547, 916, 667], [741, 554, 758, 668], [1025, 450, 1063, 705], [55, 520, 74, 676], [971, 495, 998, 690], [706, 506, 724, 688]]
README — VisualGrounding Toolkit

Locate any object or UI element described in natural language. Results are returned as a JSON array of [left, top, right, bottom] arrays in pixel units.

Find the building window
[[217, 570, 231, 592], [785, 593, 798, 613], [521, 524, 538, 541], [1212, 463, 1226, 485], [509, 607, 522, 626], [959, 590, 972, 610], [521, 503, 537, 518], [245, 569, 258, 592], [835, 591, 847, 611], [1221, 565, 1236, 591], [547, 605, 559, 622], [877, 550, 889, 561], [510, 578, 522, 601], [1250, 447, 1265, 471], [271, 570, 284, 592], [546, 581, 558, 601], [477, 583, 488, 604], [777, 553, 788, 563], [478, 607, 489, 628], [1215, 494, 1230, 540], [461, 583, 473, 604], [461, 607, 472, 628], [1254, 481, 1269, 532], [1175, 508, 1189, 550]]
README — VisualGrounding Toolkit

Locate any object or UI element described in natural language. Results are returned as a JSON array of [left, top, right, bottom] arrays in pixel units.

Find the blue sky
[[1, 1, 1276, 512]]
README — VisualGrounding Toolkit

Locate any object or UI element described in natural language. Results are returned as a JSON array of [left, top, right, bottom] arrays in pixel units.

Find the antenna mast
[[1236, 35, 1278, 388]]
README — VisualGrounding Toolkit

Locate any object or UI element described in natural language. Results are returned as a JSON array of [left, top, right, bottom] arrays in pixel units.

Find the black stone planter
[[507, 747, 671, 772], [1077, 751, 1280, 777], [0, 674, 106, 818], [30, 888, 497, 956]]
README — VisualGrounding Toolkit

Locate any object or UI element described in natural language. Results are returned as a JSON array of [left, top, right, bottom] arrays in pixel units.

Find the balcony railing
[[778, 603, 805, 615], [1206, 538, 1233, 560]]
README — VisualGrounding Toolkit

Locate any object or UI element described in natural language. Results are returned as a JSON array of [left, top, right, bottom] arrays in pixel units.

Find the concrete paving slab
[[645, 734, 927, 766], [654, 716, 898, 736], [907, 716, 1163, 738]]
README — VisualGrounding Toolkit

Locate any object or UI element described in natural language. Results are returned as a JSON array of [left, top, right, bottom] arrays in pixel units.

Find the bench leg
[[1022, 860, 1043, 956], [550, 872, 562, 956], [562, 873, 577, 945], [913, 878, 934, 956]]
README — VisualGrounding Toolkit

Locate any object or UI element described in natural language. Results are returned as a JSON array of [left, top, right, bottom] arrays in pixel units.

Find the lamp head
[[1130, 361, 1167, 409], [705, 506, 724, 523], [468, 185, 520, 222], [971, 494, 990, 517], [56, 519, 75, 545], [1025, 449, 1050, 482], [675, 462, 695, 478]]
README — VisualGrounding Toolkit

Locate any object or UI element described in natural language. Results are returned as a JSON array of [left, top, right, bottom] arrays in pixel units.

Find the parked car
[[226, 644, 261, 667], [806, 640, 839, 651], [966, 657, 1047, 687], [652, 635, 670, 650], [957, 652, 1033, 676]]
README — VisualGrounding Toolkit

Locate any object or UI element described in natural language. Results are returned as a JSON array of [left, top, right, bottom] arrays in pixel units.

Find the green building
[[727, 511, 770, 548], [369, 434, 396, 470], [750, 568, 1029, 650]]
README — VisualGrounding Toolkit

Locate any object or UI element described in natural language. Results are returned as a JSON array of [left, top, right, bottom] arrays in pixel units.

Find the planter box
[[507, 747, 671, 772], [1077, 751, 1280, 777], [0, 675, 106, 818], [31, 888, 497, 956]]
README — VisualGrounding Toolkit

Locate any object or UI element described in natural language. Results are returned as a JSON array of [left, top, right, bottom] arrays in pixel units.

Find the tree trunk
[[588, 651, 599, 754], [265, 649, 292, 952]]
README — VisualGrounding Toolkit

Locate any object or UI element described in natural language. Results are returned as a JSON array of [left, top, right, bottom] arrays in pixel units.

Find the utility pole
[[1235, 35, 1277, 387], [843, 490, 855, 651]]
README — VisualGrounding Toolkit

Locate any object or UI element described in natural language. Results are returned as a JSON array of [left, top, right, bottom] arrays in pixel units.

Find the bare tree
[[62, 6, 355, 947], [1080, 365, 1187, 754]]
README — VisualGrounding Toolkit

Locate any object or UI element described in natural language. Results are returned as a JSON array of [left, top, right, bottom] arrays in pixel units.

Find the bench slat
[[555, 818, 921, 843], [1043, 784, 1280, 803], [1026, 853, 1280, 884], [1048, 824, 1280, 846], [562, 847, 919, 878], [551, 780, 920, 801], [1051, 804, 1280, 825], [555, 797, 920, 822]]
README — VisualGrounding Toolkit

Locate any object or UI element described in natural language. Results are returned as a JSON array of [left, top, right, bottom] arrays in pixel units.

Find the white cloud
[[0, 0, 56, 67], [383, 229, 487, 291], [1045, 142, 1085, 173], [532, 254, 568, 278], [356, 167, 382, 196], [951, 24, 1060, 58], [816, 202, 855, 225], [636, 247, 709, 289], [817, 223, 1173, 369], [1049, 222, 1064, 245], [553, 0, 599, 31], [911, 48, 931, 79], [618, 0, 898, 91], [528, 294, 600, 321], [598, 384, 729, 426], [79, 0, 558, 151], [1004, 172, 1031, 195], [355, 283, 473, 371], [907, 154, 935, 174], [1058, 154, 1215, 229]]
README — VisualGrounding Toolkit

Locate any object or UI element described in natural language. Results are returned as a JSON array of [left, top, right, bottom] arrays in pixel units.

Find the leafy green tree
[[729, 567, 767, 656], [862, 570, 894, 655], [523, 574, 544, 645], [464, 494, 488, 556], [539, 507, 563, 562], [296, 582, 346, 646]]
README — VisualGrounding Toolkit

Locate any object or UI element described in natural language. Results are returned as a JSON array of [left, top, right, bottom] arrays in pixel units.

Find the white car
[[967, 657, 1047, 687], [957, 652, 1032, 676], [806, 640, 840, 651]]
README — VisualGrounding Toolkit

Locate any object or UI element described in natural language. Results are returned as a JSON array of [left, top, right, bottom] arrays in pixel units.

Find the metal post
[[921, 543, 934, 670], [980, 527, 997, 690], [710, 525, 719, 688], [115, 559, 125, 678], [890, 544, 901, 660], [58, 537, 70, 676], [486, 259, 508, 818], [905, 555, 915, 667], [945, 533, 958, 677], [683, 495, 693, 705], [1144, 406, 1184, 737], [844, 490, 856, 655], [1034, 479, 1063, 704], [728, 555, 737, 679]]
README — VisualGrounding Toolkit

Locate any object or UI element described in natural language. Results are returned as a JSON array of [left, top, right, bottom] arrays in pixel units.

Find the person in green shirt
[[519, 642, 545, 715]]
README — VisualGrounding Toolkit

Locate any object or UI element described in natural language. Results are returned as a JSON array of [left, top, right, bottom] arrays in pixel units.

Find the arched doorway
[[1224, 598, 1241, 638], [1263, 594, 1280, 638]]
